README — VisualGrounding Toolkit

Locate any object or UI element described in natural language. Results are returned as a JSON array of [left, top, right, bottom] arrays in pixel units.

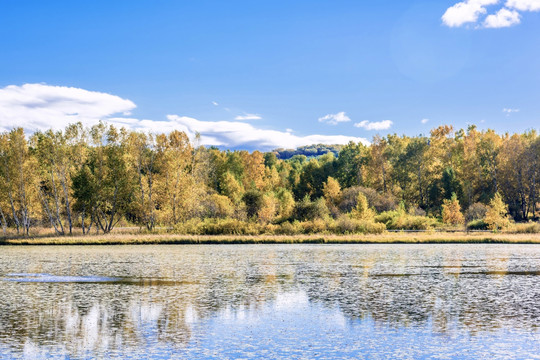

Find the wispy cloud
[[234, 113, 262, 121], [442, 0, 539, 28], [318, 111, 351, 125], [0, 83, 369, 150], [212, 101, 219, 106], [354, 120, 393, 131], [421, 118, 430, 124], [503, 107, 520, 115], [165, 115, 369, 150]]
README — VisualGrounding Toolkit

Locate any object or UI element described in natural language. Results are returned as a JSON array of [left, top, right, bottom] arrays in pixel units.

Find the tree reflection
[[0, 245, 539, 357]]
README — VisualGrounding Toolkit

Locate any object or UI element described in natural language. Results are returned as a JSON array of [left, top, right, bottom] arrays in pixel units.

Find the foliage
[[375, 210, 437, 230], [442, 193, 464, 225], [1, 123, 540, 237], [292, 196, 329, 221], [509, 222, 540, 234], [464, 203, 488, 223], [466, 219, 489, 230], [484, 192, 511, 230]]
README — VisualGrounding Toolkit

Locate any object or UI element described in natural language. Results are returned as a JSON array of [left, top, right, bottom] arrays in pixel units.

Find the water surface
[[0, 244, 539, 359]]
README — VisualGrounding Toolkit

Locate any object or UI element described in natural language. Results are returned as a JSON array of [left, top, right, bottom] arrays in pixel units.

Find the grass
[[2, 231, 540, 245]]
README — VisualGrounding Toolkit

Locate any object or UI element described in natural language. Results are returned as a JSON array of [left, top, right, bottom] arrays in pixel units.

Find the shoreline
[[2, 232, 540, 245]]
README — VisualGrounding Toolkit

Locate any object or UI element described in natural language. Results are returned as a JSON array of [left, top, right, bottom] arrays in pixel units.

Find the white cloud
[[421, 118, 430, 124], [442, 0, 499, 27], [354, 120, 393, 131], [0, 83, 369, 150], [443, 0, 539, 28], [503, 107, 520, 115], [234, 113, 262, 121], [506, 0, 540, 11], [484, 8, 521, 27], [318, 111, 351, 125], [165, 115, 369, 150], [0, 83, 135, 132], [212, 101, 219, 106]]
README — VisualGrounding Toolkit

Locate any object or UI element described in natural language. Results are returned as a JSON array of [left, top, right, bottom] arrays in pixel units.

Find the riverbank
[[2, 232, 540, 245]]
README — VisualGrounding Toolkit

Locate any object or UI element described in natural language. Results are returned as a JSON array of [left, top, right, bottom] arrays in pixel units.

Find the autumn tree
[[442, 193, 464, 225], [484, 192, 511, 230]]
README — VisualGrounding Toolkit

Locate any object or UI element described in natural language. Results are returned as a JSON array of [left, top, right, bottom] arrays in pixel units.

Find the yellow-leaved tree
[[351, 192, 373, 220], [442, 193, 464, 225], [322, 177, 342, 206], [484, 192, 511, 230]]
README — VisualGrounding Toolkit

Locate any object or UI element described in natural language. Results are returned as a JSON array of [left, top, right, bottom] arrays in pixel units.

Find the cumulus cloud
[[0, 83, 369, 150], [484, 8, 521, 27], [421, 118, 430, 124], [442, 0, 499, 27], [354, 120, 393, 131], [506, 0, 540, 11], [318, 111, 351, 125], [442, 0, 539, 28], [0, 83, 135, 132], [234, 113, 262, 121]]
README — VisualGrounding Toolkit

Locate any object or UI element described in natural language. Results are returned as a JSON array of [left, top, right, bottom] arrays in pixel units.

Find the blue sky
[[1, 0, 539, 150]]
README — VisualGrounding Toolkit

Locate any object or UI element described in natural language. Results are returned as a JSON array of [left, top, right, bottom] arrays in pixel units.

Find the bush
[[339, 186, 397, 213], [175, 218, 263, 235], [510, 222, 540, 233], [299, 219, 328, 234], [465, 203, 488, 223], [274, 221, 301, 235], [332, 216, 386, 234], [292, 196, 329, 221], [466, 219, 488, 230], [375, 211, 437, 230]]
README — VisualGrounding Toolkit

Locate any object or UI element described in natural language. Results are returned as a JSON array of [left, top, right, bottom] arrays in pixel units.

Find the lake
[[0, 244, 539, 359]]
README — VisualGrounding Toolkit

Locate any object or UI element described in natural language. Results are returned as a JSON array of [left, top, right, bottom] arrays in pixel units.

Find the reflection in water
[[0, 244, 539, 359]]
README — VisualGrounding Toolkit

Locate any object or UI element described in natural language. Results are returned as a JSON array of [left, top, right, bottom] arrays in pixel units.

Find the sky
[[0, 0, 539, 150]]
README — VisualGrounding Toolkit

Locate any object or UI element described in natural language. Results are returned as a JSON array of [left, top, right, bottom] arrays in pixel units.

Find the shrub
[[332, 216, 386, 234], [375, 211, 437, 230], [275, 221, 301, 235], [292, 196, 329, 221], [201, 218, 261, 235], [510, 222, 540, 234], [465, 203, 488, 223], [175, 218, 263, 235], [466, 219, 488, 230], [299, 219, 328, 234], [339, 186, 397, 213]]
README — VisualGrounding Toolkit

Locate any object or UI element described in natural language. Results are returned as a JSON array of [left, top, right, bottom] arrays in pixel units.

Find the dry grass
[[2, 231, 540, 245]]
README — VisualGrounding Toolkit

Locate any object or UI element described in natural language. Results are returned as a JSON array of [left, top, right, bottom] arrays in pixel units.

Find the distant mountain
[[271, 144, 344, 159]]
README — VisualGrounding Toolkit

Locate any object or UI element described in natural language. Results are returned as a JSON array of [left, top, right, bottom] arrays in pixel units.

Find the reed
[[2, 232, 540, 245]]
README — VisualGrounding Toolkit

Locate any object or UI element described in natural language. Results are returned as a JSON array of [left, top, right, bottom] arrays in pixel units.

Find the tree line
[[0, 123, 538, 236]]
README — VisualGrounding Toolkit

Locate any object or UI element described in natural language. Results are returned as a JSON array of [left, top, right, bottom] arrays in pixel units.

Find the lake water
[[0, 244, 539, 359]]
